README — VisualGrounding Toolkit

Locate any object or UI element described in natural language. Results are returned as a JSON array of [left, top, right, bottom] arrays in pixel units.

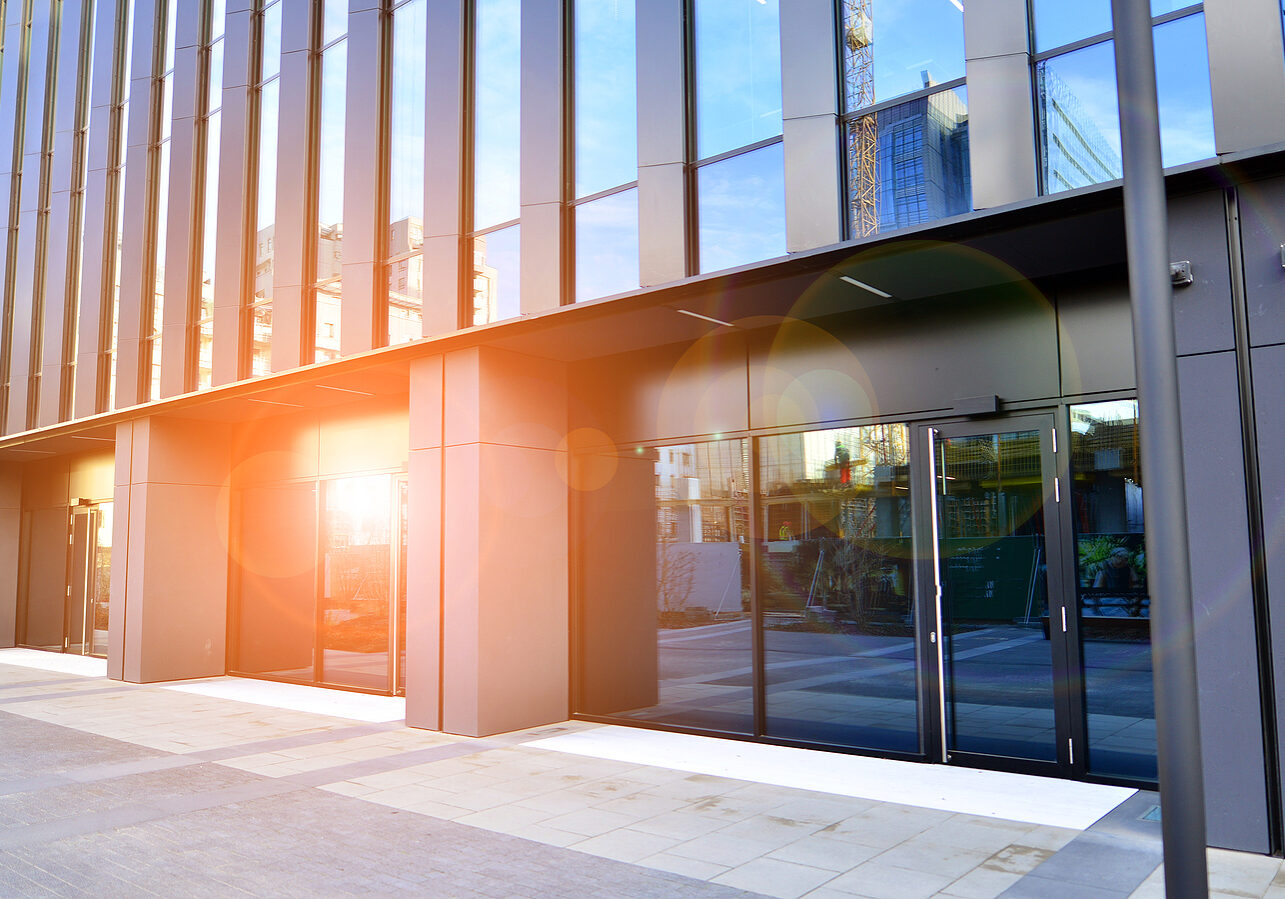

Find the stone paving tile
[[712, 857, 839, 899]]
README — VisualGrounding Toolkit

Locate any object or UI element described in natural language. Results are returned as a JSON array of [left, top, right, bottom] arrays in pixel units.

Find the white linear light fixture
[[675, 308, 736, 327], [839, 274, 894, 298]]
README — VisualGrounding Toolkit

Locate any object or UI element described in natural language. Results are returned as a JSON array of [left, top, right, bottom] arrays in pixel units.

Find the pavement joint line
[[0, 677, 88, 692], [183, 721, 406, 763], [0, 685, 137, 705], [284, 739, 506, 788]]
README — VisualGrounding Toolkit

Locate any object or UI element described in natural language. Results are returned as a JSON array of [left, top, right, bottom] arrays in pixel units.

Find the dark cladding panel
[[750, 285, 1059, 430], [1056, 274, 1137, 396], [576, 454, 659, 715], [571, 336, 750, 447], [1178, 350, 1269, 852], [1251, 342, 1285, 836], [1236, 176, 1285, 347], [1167, 191, 1234, 357]]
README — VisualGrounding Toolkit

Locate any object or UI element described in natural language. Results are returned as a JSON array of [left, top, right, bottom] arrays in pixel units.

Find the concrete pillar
[[962, 0, 1039, 208], [1204, 0, 1285, 155], [109, 415, 232, 683], [519, 0, 563, 314], [780, 0, 841, 252], [405, 346, 570, 736], [157, 1, 205, 397], [422, 0, 465, 336], [0, 466, 18, 647], [635, 0, 687, 287]]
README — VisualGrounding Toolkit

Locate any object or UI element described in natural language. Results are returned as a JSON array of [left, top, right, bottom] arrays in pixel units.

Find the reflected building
[[1036, 65, 1123, 192]]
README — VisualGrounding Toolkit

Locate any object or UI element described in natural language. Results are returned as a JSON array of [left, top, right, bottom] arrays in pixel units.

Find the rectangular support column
[[426, 346, 570, 737], [962, 0, 1039, 208], [1204, 0, 1285, 155], [110, 415, 232, 683], [405, 354, 444, 729], [340, 3, 383, 354], [422, 0, 465, 336], [519, 0, 563, 314], [780, 0, 841, 252], [636, 0, 687, 287]]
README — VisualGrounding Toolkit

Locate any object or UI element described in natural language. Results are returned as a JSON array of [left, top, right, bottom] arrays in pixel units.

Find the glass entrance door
[[66, 503, 112, 657], [928, 416, 1074, 773]]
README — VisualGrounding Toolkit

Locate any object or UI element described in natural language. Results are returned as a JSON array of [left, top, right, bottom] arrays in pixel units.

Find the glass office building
[[1, 0, 1283, 855]]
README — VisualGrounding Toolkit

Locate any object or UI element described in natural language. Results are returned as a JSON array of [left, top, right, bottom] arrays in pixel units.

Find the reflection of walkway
[[621, 625, 1155, 773]]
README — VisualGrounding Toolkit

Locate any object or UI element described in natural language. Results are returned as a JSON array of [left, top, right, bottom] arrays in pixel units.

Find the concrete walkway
[[0, 649, 1278, 898]]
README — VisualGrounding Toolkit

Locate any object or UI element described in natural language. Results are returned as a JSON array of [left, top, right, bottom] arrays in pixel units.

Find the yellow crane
[[844, 0, 878, 236]]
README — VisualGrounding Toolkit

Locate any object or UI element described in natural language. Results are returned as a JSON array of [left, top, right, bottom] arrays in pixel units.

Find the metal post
[[1111, 1, 1209, 895]]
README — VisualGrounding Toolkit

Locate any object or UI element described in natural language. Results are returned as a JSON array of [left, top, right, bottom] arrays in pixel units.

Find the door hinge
[[1061, 606, 1067, 633], [930, 631, 937, 644], [1068, 738, 1075, 765], [1054, 477, 1061, 503], [1051, 428, 1057, 453], [66, 586, 71, 597]]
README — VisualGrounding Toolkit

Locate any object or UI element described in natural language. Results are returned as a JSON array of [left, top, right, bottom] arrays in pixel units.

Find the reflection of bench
[[1042, 591, 1150, 638]]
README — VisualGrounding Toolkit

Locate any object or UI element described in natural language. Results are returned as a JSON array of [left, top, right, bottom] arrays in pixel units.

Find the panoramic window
[[1069, 400, 1155, 781], [197, 1, 227, 389], [470, 0, 520, 324], [572, 0, 639, 301], [386, 0, 426, 345], [841, 0, 969, 238], [144, 0, 181, 400], [249, 0, 281, 377], [313, 4, 348, 362], [1034, 3, 1214, 194], [691, 0, 785, 273]]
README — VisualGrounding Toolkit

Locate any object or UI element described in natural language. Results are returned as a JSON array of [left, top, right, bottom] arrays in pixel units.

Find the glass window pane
[[848, 86, 970, 238], [575, 188, 639, 302], [323, 0, 347, 46], [697, 142, 785, 274], [759, 426, 917, 753], [1070, 401, 1155, 781], [471, 224, 519, 324], [694, 0, 781, 159], [1037, 41, 1122, 194], [473, 0, 520, 229], [210, 0, 226, 41], [261, 2, 282, 82], [574, 0, 636, 197], [388, 0, 426, 344], [322, 476, 393, 691], [208, 38, 224, 113], [315, 41, 346, 362], [1031, 0, 1111, 53], [844, 0, 965, 112], [256, 77, 278, 309], [577, 439, 754, 735], [1154, 13, 1214, 168]]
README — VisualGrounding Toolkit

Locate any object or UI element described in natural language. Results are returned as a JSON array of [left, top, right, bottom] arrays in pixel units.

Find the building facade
[[1, 0, 1285, 855]]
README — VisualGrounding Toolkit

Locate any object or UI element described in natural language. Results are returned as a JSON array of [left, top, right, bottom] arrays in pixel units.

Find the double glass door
[[925, 408, 1155, 782]]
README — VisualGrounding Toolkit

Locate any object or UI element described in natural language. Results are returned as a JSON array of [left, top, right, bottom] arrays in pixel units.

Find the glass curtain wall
[[572, 0, 638, 302], [64, 0, 98, 414], [106, 0, 136, 408], [759, 425, 916, 752], [1032, 1, 1214, 194], [0, 2, 30, 424], [386, 0, 425, 345], [470, 0, 520, 325], [840, 0, 969, 238], [143, 0, 179, 401], [196, 1, 225, 388], [249, 0, 280, 376], [692, 0, 785, 274], [313, 0, 346, 362]]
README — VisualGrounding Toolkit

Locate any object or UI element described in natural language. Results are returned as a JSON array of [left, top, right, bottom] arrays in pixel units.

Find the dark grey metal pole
[[1111, 1, 1208, 895]]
